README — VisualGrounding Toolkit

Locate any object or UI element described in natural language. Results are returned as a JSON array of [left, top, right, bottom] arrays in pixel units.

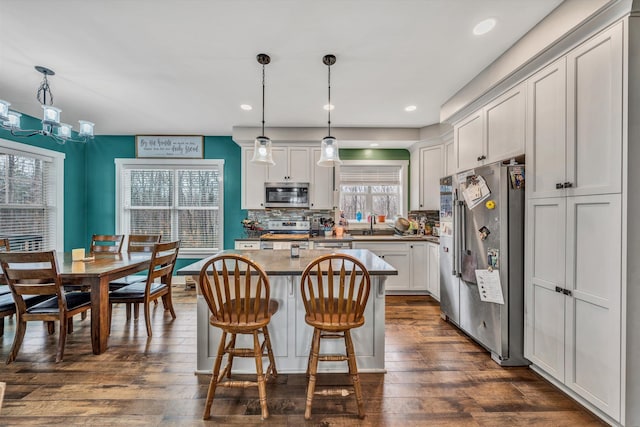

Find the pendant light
[[317, 54, 342, 167], [250, 53, 275, 165]]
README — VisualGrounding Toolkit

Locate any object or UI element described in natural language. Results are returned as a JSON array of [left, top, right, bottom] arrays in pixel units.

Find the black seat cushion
[[109, 274, 147, 287], [27, 292, 91, 314], [0, 293, 58, 313], [109, 282, 166, 300]]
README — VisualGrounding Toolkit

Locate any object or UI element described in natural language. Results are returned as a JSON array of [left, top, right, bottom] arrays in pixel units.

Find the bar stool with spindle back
[[198, 254, 278, 420], [299, 253, 371, 420]]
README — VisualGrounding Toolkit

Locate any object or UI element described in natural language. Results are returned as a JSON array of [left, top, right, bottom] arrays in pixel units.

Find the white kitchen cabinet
[[526, 58, 567, 199], [454, 111, 484, 172], [525, 194, 621, 420], [266, 146, 310, 183], [234, 240, 260, 250], [454, 83, 525, 173], [427, 242, 439, 300], [410, 242, 427, 291], [444, 140, 455, 177], [525, 197, 567, 381], [310, 148, 334, 209], [241, 147, 267, 209], [565, 23, 622, 197], [484, 82, 526, 163], [353, 241, 435, 294], [523, 24, 624, 422], [411, 146, 443, 211], [527, 23, 622, 199]]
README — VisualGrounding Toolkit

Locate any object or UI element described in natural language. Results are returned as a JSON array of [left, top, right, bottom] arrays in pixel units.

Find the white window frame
[[0, 138, 65, 252], [336, 159, 409, 221], [115, 158, 224, 258]]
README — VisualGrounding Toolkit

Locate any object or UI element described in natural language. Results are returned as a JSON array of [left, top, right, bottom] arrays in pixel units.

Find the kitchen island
[[176, 249, 397, 374]]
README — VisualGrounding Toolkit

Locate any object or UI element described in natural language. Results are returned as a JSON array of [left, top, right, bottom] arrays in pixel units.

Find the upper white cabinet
[[526, 58, 567, 199], [454, 83, 526, 172], [310, 148, 334, 209], [241, 148, 267, 209], [527, 23, 622, 199], [444, 139, 455, 177], [454, 111, 484, 172], [485, 82, 526, 162], [565, 23, 622, 197], [241, 145, 333, 210], [266, 146, 310, 182], [410, 145, 443, 211]]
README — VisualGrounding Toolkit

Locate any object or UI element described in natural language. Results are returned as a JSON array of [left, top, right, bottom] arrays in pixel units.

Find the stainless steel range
[[259, 220, 310, 250]]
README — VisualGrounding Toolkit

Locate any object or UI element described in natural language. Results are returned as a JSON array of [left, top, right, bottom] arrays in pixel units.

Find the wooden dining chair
[[0, 238, 11, 295], [108, 240, 180, 337], [299, 253, 371, 420], [90, 234, 124, 254], [109, 234, 162, 318], [0, 251, 92, 363], [198, 254, 278, 420]]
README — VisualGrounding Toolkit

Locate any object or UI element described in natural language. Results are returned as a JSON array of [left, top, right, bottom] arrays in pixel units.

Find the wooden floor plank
[[0, 289, 605, 425]]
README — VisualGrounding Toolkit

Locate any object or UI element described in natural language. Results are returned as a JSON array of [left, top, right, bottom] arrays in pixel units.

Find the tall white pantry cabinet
[[524, 14, 640, 426]]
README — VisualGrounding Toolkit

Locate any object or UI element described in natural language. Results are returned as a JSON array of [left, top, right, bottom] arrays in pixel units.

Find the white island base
[[195, 274, 387, 374]]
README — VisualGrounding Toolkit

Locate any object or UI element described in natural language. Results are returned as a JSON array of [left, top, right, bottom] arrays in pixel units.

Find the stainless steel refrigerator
[[439, 161, 529, 366]]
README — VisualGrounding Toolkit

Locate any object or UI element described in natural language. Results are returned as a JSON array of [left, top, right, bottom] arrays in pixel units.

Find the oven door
[[264, 183, 309, 208]]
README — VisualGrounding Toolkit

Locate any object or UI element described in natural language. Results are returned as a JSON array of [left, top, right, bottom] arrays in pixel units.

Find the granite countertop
[[236, 235, 439, 244], [176, 249, 398, 276]]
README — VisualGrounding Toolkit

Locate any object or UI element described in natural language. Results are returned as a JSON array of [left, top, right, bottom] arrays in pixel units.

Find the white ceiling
[[0, 0, 563, 146]]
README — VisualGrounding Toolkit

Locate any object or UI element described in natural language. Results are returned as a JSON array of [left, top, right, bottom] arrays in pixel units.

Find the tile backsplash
[[244, 209, 334, 237]]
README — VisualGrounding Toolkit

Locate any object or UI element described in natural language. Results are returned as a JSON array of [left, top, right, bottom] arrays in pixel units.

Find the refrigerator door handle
[[452, 197, 458, 276]]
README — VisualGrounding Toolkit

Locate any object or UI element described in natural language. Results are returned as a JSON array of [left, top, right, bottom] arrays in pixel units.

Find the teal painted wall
[[85, 135, 244, 252], [0, 115, 87, 250], [1, 124, 411, 259]]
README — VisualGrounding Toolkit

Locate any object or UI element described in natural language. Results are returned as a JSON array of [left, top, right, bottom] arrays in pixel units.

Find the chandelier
[[0, 66, 95, 144], [317, 54, 342, 167]]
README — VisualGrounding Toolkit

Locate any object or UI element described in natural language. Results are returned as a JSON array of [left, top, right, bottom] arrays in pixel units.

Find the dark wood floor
[[0, 286, 605, 426]]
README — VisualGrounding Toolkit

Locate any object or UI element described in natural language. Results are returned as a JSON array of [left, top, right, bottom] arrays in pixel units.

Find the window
[[116, 159, 224, 257], [338, 160, 408, 221], [0, 138, 65, 251]]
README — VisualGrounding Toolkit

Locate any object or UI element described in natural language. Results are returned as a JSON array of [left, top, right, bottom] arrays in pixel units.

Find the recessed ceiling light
[[323, 104, 335, 111], [240, 104, 252, 111], [404, 105, 417, 112], [370, 143, 379, 147], [473, 18, 496, 36]]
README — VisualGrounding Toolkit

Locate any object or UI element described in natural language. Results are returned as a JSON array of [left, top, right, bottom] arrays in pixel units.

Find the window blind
[[0, 151, 56, 251], [338, 165, 402, 185], [119, 161, 223, 254]]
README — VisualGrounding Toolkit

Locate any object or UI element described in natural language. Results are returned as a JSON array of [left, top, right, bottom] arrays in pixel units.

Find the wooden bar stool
[[198, 254, 278, 420], [300, 253, 371, 420]]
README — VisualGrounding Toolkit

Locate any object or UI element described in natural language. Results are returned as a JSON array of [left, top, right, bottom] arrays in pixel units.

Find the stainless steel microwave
[[264, 182, 309, 208]]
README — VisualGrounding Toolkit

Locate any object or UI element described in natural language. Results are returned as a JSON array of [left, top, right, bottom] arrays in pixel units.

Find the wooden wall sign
[[135, 135, 203, 158]]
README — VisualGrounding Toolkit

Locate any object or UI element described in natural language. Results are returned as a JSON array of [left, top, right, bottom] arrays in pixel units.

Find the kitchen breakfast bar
[[176, 249, 397, 374]]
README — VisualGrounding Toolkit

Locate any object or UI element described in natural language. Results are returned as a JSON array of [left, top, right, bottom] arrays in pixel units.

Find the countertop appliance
[[259, 220, 310, 249], [439, 161, 528, 366], [264, 182, 309, 209]]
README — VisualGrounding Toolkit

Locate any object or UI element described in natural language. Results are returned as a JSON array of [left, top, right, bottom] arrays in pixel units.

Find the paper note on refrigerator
[[475, 269, 504, 304], [461, 175, 491, 209]]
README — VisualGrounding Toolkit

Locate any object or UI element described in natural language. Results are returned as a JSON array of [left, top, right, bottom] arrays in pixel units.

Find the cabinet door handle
[[563, 182, 573, 188], [555, 286, 563, 293], [477, 156, 482, 161], [556, 183, 564, 189], [562, 288, 573, 297]]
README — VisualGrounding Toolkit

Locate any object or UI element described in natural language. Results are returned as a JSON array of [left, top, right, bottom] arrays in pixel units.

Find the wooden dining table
[[57, 251, 152, 354]]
